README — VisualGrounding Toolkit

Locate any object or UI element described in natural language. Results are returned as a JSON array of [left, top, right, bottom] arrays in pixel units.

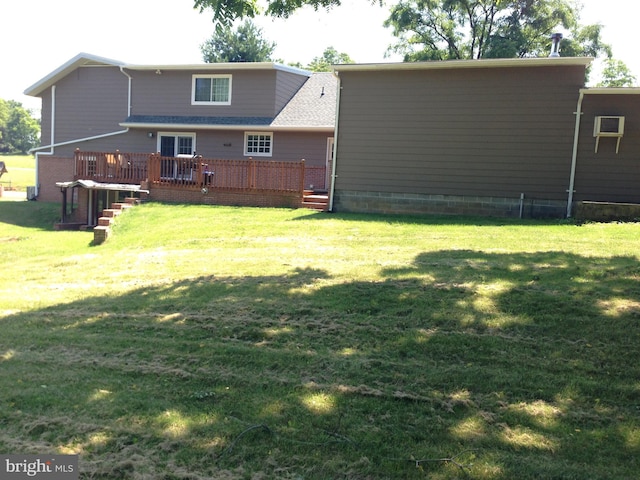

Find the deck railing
[[74, 150, 149, 184], [74, 150, 313, 193]]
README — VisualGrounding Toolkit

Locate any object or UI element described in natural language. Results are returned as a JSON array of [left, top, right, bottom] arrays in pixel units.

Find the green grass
[[1, 202, 640, 479], [0, 154, 35, 191]]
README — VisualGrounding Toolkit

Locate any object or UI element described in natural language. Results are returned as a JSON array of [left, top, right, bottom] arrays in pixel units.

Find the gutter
[[566, 90, 585, 218], [328, 70, 341, 212]]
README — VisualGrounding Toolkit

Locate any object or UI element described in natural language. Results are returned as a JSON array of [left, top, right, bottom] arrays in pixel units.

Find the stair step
[[101, 209, 122, 218]]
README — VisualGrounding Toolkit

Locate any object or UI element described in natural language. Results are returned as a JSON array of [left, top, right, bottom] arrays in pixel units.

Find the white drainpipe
[[33, 85, 57, 197], [119, 66, 132, 117], [566, 90, 585, 218], [31, 67, 134, 197], [329, 71, 342, 212]]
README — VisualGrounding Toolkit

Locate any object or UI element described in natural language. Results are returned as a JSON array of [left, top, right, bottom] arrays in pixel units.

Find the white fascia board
[[332, 57, 593, 73], [580, 87, 640, 95], [126, 62, 312, 77], [24, 52, 125, 96]]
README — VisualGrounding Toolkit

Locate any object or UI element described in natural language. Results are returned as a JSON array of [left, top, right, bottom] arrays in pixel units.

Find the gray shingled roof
[[123, 115, 273, 126], [272, 72, 337, 128]]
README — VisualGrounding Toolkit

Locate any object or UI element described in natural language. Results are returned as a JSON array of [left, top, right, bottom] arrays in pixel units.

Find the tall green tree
[[201, 20, 276, 62], [307, 47, 354, 71], [193, 0, 353, 28], [597, 59, 637, 87], [384, 0, 610, 61], [0, 99, 40, 154]]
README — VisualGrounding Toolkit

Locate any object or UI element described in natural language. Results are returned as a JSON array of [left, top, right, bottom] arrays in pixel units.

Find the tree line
[[0, 99, 39, 154], [195, 0, 636, 86]]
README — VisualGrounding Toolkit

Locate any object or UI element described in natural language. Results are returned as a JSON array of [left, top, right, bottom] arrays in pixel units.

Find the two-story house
[[25, 53, 336, 224]]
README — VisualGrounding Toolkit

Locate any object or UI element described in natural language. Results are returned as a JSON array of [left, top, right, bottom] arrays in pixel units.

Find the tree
[[0, 99, 40, 154], [306, 47, 354, 72], [201, 20, 276, 62], [597, 59, 637, 87], [383, 0, 610, 61], [193, 0, 351, 28]]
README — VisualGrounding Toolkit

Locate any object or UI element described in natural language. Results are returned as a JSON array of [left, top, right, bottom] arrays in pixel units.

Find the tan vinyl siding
[[574, 94, 640, 203], [335, 65, 585, 201]]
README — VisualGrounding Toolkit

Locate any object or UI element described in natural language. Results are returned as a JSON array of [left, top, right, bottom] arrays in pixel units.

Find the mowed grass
[[1, 201, 639, 479], [0, 154, 35, 191]]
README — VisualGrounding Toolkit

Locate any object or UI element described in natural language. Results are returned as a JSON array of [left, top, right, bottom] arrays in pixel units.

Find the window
[[244, 132, 273, 157], [192, 75, 231, 105]]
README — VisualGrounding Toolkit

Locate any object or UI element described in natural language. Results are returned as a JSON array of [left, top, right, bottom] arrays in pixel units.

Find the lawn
[[1, 202, 639, 479], [0, 154, 35, 191]]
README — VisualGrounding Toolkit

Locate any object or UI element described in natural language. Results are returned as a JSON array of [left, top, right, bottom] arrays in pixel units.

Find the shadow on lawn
[[2, 252, 640, 478]]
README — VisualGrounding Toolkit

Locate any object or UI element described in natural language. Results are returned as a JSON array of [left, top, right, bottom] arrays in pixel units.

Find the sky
[[1, 0, 638, 113]]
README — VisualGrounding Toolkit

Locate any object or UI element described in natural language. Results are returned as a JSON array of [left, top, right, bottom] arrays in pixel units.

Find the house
[[27, 53, 640, 223], [24, 53, 336, 224], [330, 57, 640, 219]]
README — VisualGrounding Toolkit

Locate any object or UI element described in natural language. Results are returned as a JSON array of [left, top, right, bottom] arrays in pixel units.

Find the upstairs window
[[244, 132, 273, 157], [192, 74, 231, 105]]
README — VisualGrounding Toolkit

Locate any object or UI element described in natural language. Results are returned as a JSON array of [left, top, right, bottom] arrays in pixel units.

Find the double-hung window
[[244, 132, 273, 157], [192, 74, 232, 105]]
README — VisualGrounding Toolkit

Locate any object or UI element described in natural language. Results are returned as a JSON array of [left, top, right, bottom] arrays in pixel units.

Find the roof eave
[[332, 56, 593, 73], [24, 52, 125, 97], [119, 122, 333, 132], [580, 87, 640, 95], [126, 62, 312, 77]]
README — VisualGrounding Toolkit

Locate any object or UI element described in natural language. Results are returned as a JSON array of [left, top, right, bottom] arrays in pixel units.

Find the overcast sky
[[1, 0, 637, 112]]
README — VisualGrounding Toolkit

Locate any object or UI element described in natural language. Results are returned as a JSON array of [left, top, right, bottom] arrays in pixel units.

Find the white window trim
[[157, 132, 197, 157], [244, 132, 273, 157], [191, 74, 232, 106]]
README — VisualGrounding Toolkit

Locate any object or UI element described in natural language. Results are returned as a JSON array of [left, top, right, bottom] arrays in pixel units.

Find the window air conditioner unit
[[594, 116, 624, 136], [593, 116, 624, 153]]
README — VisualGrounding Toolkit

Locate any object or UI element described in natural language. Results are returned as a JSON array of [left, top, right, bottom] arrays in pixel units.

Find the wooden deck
[[74, 150, 325, 193]]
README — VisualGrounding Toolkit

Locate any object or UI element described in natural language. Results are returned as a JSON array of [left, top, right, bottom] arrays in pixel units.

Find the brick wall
[[37, 156, 74, 202], [149, 185, 302, 209]]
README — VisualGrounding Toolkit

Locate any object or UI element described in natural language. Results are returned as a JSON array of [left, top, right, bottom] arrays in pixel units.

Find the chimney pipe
[[549, 33, 563, 57]]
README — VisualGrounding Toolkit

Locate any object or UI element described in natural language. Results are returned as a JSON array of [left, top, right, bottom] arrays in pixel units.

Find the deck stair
[[302, 190, 329, 212], [93, 197, 140, 244]]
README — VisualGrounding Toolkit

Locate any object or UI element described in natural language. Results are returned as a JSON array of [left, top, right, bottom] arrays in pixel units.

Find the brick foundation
[[149, 185, 302, 209]]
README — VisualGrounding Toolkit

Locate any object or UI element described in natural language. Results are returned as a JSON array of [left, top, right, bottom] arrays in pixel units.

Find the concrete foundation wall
[[333, 190, 566, 218]]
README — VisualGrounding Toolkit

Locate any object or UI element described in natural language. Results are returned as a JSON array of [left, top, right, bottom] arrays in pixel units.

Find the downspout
[[31, 67, 134, 181], [566, 90, 585, 218], [119, 66, 132, 117], [329, 70, 342, 212], [34, 84, 56, 198]]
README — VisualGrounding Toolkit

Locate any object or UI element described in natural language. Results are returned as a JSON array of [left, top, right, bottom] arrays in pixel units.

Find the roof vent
[[549, 33, 563, 57]]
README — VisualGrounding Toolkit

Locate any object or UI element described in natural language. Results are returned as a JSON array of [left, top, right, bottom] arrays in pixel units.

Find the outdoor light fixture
[[148, 132, 154, 138]]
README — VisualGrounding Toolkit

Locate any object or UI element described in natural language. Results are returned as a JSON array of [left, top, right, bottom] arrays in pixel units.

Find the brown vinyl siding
[[274, 70, 309, 115], [335, 65, 585, 201], [130, 69, 307, 118], [53, 66, 128, 144], [573, 94, 640, 203]]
